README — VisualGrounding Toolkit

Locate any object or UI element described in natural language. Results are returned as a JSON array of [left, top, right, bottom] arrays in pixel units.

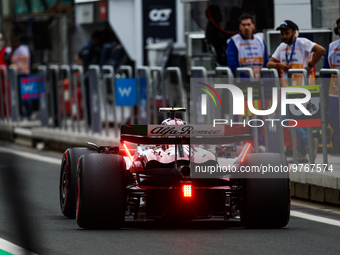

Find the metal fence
[[0, 64, 339, 166], [0, 64, 189, 136]]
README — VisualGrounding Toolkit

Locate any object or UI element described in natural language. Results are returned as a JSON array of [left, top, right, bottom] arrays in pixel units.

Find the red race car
[[59, 108, 290, 229]]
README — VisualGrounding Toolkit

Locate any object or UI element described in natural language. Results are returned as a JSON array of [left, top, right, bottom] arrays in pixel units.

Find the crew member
[[267, 20, 325, 162], [323, 17, 340, 154], [227, 13, 269, 79]]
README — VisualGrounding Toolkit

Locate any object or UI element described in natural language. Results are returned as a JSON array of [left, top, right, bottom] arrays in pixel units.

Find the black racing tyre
[[76, 154, 126, 229], [241, 153, 290, 229], [59, 148, 95, 218]]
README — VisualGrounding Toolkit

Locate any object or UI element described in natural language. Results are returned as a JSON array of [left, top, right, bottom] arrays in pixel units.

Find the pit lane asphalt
[[0, 144, 340, 255]]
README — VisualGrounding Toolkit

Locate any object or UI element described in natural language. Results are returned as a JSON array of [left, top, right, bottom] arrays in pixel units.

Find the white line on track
[[0, 145, 340, 253], [0, 146, 60, 165], [0, 146, 54, 254], [2, 146, 340, 227], [291, 210, 340, 227], [0, 238, 36, 255]]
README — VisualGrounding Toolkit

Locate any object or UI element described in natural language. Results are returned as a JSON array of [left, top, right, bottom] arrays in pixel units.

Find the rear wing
[[120, 124, 252, 144]]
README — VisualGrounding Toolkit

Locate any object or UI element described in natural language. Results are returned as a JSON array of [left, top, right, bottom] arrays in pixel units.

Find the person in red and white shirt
[[5, 35, 30, 75], [4, 35, 32, 118]]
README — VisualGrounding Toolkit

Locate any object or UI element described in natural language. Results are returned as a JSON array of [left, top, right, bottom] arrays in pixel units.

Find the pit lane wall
[[0, 64, 340, 205]]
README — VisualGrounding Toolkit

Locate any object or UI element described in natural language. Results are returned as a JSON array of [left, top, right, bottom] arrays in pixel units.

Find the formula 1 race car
[[59, 108, 290, 229]]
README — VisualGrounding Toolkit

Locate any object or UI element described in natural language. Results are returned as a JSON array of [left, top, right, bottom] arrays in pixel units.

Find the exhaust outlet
[[178, 165, 190, 178]]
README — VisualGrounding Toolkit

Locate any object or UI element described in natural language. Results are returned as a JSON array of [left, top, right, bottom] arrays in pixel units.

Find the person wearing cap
[[323, 17, 340, 154], [267, 20, 325, 163], [267, 20, 325, 86], [227, 13, 269, 79]]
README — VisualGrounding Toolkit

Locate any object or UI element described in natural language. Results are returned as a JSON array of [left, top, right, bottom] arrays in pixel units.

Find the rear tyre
[[59, 148, 95, 218], [241, 153, 290, 229], [76, 154, 126, 229]]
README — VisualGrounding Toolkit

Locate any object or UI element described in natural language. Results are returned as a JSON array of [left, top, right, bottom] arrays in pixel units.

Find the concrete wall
[[108, 0, 142, 66], [107, 0, 185, 67]]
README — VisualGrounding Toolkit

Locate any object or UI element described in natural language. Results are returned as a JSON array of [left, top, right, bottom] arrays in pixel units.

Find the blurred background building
[[0, 0, 339, 71]]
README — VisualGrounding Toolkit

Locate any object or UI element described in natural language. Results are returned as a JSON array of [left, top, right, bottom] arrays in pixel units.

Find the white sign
[[76, 4, 93, 24], [75, 0, 100, 3]]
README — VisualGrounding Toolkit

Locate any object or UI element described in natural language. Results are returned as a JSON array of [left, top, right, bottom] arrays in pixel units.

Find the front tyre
[[241, 153, 290, 229], [76, 154, 126, 229]]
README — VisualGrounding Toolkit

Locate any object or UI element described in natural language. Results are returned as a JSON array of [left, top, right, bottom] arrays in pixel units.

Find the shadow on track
[[0, 152, 40, 254]]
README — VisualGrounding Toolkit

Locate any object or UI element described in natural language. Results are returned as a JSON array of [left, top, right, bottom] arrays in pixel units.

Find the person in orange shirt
[[227, 13, 269, 79]]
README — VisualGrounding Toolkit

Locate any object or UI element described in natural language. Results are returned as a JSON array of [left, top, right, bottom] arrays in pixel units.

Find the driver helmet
[[161, 118, 186, 125]]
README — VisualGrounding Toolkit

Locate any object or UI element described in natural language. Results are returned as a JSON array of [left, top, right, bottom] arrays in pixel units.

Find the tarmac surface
[[1, 119, 340, 205]]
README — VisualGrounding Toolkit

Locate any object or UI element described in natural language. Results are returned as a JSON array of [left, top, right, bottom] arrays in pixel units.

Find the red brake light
[[240, 143, 252, 163], [123, 143, 134, 163], [182, 184, 192, 198]]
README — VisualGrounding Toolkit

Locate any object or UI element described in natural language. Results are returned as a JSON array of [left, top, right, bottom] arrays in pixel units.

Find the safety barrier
[[287, 69, 322, 164], [0, 65, 9, 122], [8, 66, 20, 122], [319, 68, 340, 166], [136, 66, 152, 124], [236, 67, 255, 81], [88, 65, 104, 135], [101, 65, 118, 136], [59, 64, 86, 133], [215, 66, 233, 79], [0, 64, 192, 134], [37, 66, 48, 127], [150, 66, 166, 121], [235, 67, 259, 152], [47, 65, 60, 128], [260, 68, 285, 155], [288, 70, 302, 164], [191, 66, 208, 79], [190, 66, 209, 124], [215, 67, 234, 121], [59, 65, 71, 131], [117, 65, 133, 78], [90, 64, 136, 134], [190, 66, 288, 154], [89, 65, 136, 136], [165, 67, 188, 122], [0, 64, 174, 128], [73, 65, 88, 133], [0, 63, 337, 166]]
